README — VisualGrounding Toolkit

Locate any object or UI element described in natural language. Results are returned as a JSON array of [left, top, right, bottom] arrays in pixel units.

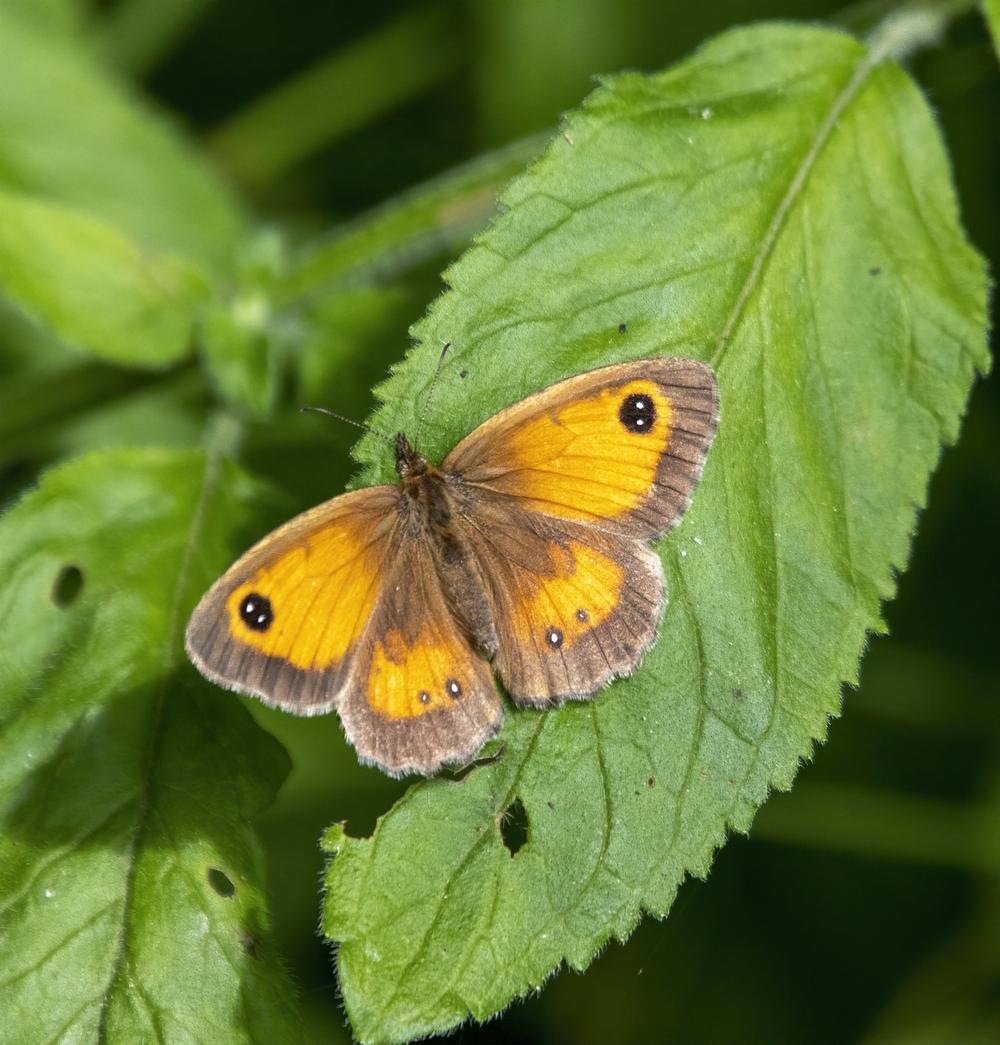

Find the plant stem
[[279, 133, 549, 302], [94, 0, 217, 76], [753, 782, 1000, 873], [207, 1, 462, 191], [866, 0, 979, 61]]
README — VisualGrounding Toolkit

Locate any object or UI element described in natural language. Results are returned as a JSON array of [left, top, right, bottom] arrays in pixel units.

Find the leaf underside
[[322, 24, 990, 1045], [0, 448, 302, 1044]]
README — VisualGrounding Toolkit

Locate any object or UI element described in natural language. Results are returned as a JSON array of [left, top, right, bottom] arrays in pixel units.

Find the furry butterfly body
[[185, 357, 719, 776]]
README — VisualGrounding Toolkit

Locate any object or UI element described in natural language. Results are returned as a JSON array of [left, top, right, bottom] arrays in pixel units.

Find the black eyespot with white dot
[[239, 593, 273, 632], [575, 608, 588, 623], [445, 678, 462, 699], [546, 626, 564, 649], [418, 690, 431, 705], [618, 393, 656, 434]]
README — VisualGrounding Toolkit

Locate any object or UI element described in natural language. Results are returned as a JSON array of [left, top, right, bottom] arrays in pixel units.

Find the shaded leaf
[[0, 444, 302, 1043], [0, 10, 243, 273], [0, 189, 209, 366], [0, 361, 208, 476], [94, 0, 217, 76], [323, 22, 990, 1044]]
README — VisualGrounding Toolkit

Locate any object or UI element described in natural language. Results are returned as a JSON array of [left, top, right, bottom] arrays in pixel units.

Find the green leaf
[[200, 232, 290, 419], [0, 10, 243, 273], [322, 22, 990, 1044], [0, 0, 83, 35], [0, 443, 302, 1043], [0, 189, 209, 367], [984, 0, 1000, 57]]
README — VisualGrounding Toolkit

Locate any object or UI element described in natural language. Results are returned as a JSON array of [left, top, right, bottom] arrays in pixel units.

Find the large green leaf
[[0, 189, 209, 367], [0, 444, 302, 1043], [0, 10, 243, 273], [322, 22, 990, 1044], [0, 0, 82, 35]]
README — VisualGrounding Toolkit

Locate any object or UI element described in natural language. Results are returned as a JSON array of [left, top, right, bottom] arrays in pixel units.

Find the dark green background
[[3, 2, 998, 1042]]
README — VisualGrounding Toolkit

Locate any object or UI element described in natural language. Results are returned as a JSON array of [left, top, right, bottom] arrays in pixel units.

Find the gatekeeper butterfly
[[185, 357, 718, 776]]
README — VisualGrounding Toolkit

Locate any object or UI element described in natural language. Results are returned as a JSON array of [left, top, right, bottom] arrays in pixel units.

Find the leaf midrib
[[95, 433, 228, 1041], [711, 40, 883, 366], [366, 33, 892, 1036]]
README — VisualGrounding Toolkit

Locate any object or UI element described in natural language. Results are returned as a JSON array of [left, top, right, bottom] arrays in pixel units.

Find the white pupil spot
[[245, 601, 255, 612], [449, 681, 459, 693]]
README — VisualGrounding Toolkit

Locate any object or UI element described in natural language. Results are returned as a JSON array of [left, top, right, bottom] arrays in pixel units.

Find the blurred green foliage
[[0, 1, 997, 1043]]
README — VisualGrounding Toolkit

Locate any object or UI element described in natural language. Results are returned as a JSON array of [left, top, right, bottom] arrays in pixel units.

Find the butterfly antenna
[[299, 406, 394, 445], [414, 341, 451, 449]]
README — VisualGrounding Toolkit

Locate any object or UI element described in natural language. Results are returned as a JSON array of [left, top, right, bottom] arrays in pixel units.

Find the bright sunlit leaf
[[323, 23, 990, 1044]]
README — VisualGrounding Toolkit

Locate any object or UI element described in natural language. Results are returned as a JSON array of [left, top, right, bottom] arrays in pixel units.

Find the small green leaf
[[200, 232, 290, 419], [0, 189, 208, 366], [0, 10, 243, 273], [0, 444, 302, 1043], [323, 22, 990, 1044]]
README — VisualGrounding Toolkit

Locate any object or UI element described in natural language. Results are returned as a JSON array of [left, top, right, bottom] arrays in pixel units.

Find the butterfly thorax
[[393, 432, 454, 533]]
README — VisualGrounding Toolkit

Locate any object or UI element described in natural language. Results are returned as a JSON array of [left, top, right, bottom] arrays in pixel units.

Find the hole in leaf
[[499, 797, 529, 855], [51, 565, 84, 607], [207, 867, 236, 897]]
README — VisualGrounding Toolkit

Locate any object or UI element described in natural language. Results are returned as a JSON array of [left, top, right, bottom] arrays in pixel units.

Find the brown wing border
[[184, 485, 401, 715], [335, 534, 504, 777], [452, 494, 667, 706]]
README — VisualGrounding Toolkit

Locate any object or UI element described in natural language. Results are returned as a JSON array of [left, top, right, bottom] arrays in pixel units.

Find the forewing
[[442, 357, 718, 539], [185, 486, 400, 714]]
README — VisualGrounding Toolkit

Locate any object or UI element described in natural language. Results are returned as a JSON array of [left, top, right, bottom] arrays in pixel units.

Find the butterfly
[[185, 357, 719, 777]]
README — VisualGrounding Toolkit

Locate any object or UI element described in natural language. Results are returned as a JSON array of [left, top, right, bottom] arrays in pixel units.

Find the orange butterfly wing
[[455, 500, 666, 704], [337, 535, 501, 775], [443, 358, 718, 704], [185, 486, 502, 776], [443, 357, 718, 538], [185, 486, 398, 711]]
